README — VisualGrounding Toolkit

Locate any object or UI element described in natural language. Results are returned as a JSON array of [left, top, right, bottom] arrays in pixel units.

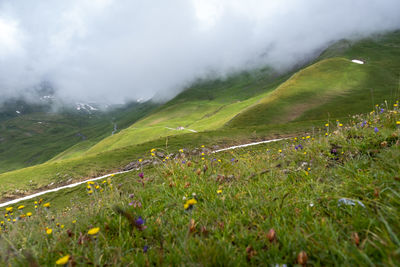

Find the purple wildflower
[[374, 127, 379, 133], [361, 121, 366, 127], [129, 194, 134, 198], [231, 158, 235, 162], [138, 172, 144, 179], [129, 202, 134, 206], [143, 245, 149, 253], [182, 160, 186, 164], [135, 216, 144, 225], [380, 108, 384, 113]]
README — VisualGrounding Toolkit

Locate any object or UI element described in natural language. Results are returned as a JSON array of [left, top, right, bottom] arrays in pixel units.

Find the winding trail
[[0, 137, 286, 207]]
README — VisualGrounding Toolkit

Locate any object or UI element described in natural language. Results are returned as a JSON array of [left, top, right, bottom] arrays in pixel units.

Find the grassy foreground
[[0, 102, 399, 266]]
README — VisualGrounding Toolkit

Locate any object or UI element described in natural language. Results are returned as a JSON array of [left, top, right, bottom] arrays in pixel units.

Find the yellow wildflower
[[139, 158, 143, 162], [201, 145, 205, 148], [55, 255, 70, 265], [72, 220, 77, 224], [184, 198, 197, 210], [87, 181, 95, 185], [88, 227, 100, 235], [46, 228, 53, 235], [217, 189, 222, 194], [325, 123, 329, 127], [26, 212, 32, 217], [179, 149, 184, 153], [5, 207, 13, 212], [43, 203, 51, 208], [150, 148, 156, 152], [151, 153, 155, 156], [304, 152, 307, 155], [306, 136, 310, 139], [88, 190, 93, 195], [339, 123, 343, 127], [278, 149, 282, 153], [396, 121, 400, 125]]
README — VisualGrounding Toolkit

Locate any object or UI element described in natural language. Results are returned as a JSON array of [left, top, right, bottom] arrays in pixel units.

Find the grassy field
[[0, 103, 399, 266]]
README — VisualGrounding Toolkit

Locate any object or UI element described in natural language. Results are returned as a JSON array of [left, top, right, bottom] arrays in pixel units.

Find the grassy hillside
[[83, 31, 400, 157], [1, 103, 399, 266], [84, 69, 287, 155], [0, 101, 158, 173], [0, 31, 399, 200], [228, 31, 400, 127]]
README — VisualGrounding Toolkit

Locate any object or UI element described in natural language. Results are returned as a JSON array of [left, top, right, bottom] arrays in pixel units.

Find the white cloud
[[0, 0, 399, 104]]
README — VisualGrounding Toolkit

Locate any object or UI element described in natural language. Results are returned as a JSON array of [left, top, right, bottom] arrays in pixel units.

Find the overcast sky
[[0, 0, 400, 104]]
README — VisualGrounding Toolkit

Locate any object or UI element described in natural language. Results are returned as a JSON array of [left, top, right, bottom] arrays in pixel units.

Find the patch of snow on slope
[[351, 59, 364, 64]]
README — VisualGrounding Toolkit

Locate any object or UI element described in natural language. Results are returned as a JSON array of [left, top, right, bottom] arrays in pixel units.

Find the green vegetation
[[1, 103, 399, 266], [0, 101, 158, 173], [1, 31, 400, 200]]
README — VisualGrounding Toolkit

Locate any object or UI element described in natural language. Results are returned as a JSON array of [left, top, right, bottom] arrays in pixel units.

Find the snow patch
[[351, 59, 364, 64], [16, 110, 20, 114]]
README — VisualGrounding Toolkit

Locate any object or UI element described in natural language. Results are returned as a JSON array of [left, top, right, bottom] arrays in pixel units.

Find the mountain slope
[[0, 101, 158, 173]]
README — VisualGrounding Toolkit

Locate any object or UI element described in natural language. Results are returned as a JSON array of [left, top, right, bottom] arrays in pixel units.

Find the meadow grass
[[0, 102, 399, 266]]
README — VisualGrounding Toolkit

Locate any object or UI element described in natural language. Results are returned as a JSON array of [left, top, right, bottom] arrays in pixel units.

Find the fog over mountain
[[0, 0, 400, 104]]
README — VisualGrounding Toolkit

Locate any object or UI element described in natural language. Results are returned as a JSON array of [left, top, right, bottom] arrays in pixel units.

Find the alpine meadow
[[0, 1, 400, 266]]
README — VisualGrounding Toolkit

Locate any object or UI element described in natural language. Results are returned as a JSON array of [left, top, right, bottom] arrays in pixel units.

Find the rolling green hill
[[0, 30, 399, 200]]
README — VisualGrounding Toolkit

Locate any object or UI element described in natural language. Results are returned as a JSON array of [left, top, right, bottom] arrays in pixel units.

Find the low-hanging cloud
[[0, 0, 400, 104]]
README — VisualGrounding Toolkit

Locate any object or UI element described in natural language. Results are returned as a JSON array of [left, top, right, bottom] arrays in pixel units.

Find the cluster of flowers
[[86, 177, 113, 195]]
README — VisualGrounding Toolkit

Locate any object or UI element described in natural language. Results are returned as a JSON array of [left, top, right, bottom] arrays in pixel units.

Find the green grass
[[1, 103, 399, 266], [0, 101, 158, 173]]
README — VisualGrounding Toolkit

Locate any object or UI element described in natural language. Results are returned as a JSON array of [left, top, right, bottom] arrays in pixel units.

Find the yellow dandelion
[[5, 207, 13, 212], [87, 181, 95, 185], [88, 227, 100, 235], [46, 228, 53, 235], [201, 157, 205, 160], [12, 219, 16, 223], [95, 185, 100, 190], [201, 152, 205, 156], [217, 189, 222, 194], [139, 158, 143, 162], [150, 148, 156, 152], [218, 159, 221, 162], [72, 220, 77, 224], [43, 203, 50, 208], [278, 149, 282, 153], [111, 174, 115, 177], [26, 212, 32, 217], [61, 225, 64, 229], [184, 198, 197, 210], [151, 153, 155, 156], [102, 180, 107, 184], [88, 190, 93, 195], [306, 136, 310, 139], [201, 145, 205, 148], [179, 149, 184, 153], [304, 152, 307, 155], [325, 123, 329, 127], [396, 121, 400, 125], [339, 123, 343, 127], [394, 104, 398, 107], [34, 201, 38, 204], [325, 133, 328, 136], [56, 255, 70, 265]]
